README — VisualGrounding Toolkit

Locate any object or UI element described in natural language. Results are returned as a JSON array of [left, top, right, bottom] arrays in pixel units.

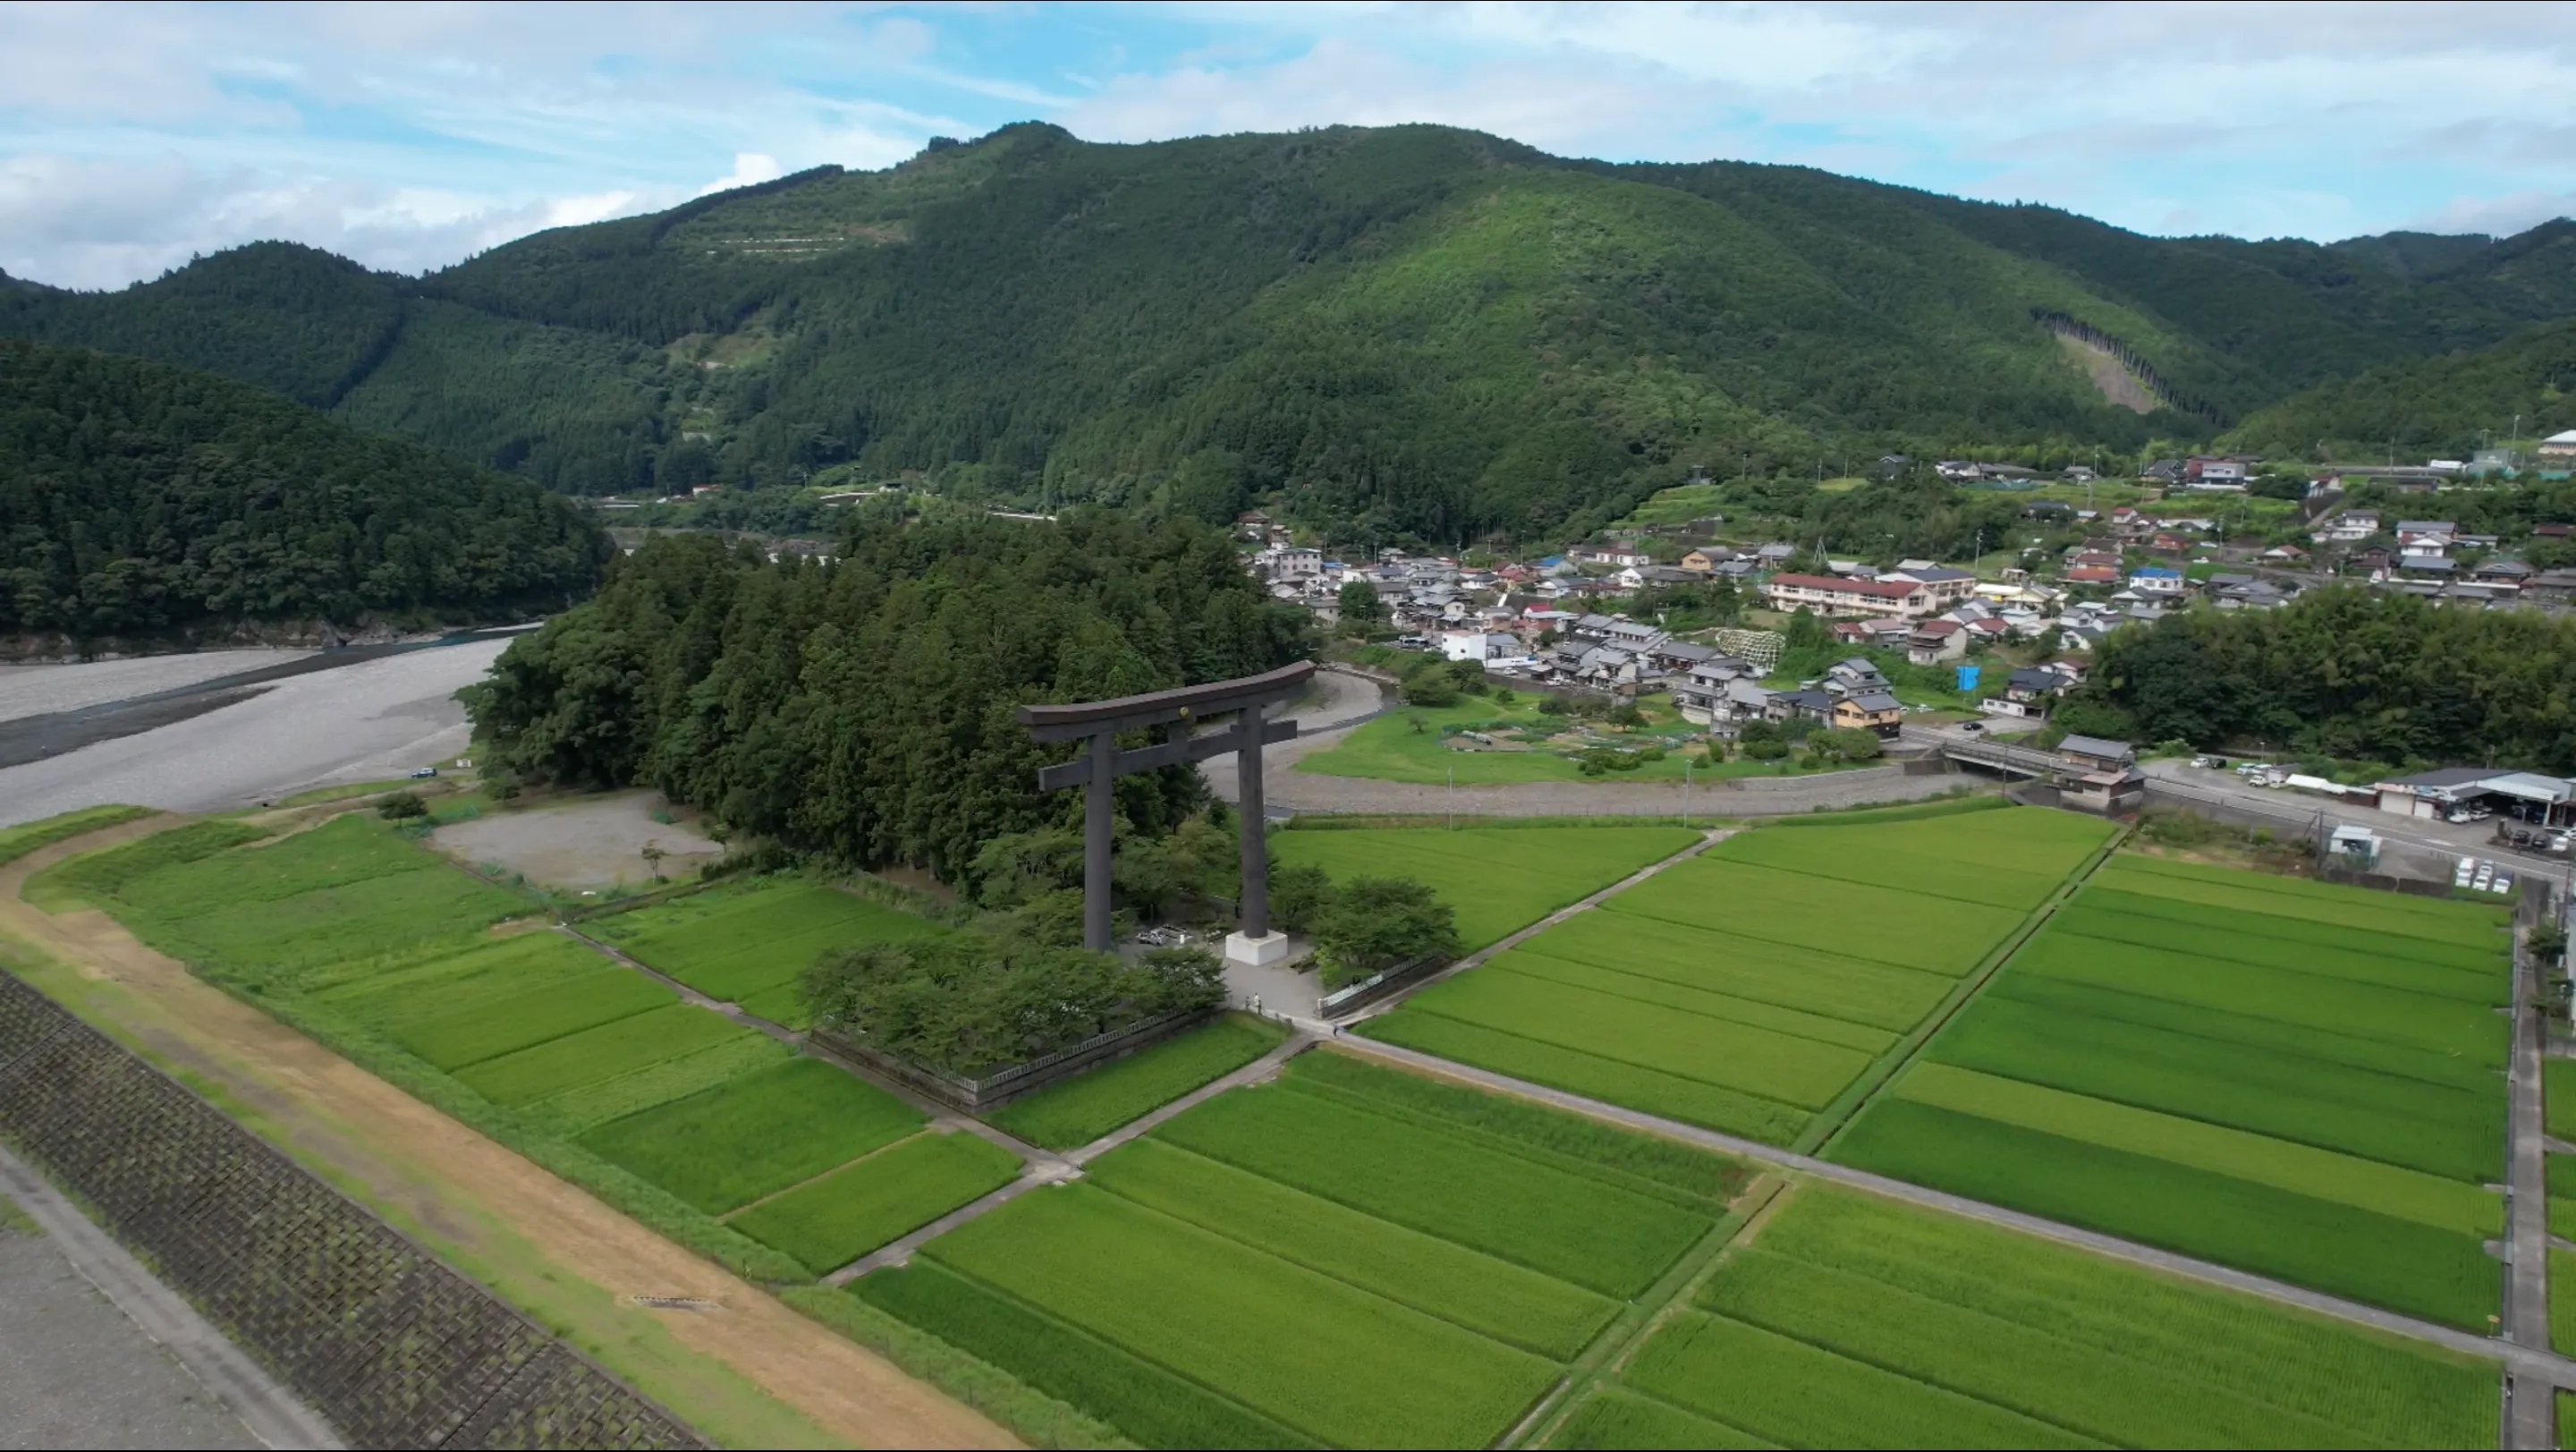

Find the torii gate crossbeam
[[1018, 660, 1314, 966]]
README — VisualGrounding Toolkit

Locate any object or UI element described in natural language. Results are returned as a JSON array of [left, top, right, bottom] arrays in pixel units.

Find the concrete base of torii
[[1224, 930, 1293, 969]]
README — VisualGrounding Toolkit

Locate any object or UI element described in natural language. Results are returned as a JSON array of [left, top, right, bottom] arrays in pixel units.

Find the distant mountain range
[[6, 123, 2573, 544]]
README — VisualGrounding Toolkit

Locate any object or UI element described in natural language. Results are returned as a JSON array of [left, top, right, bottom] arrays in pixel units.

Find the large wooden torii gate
[[1017, 660, 1314, 966]]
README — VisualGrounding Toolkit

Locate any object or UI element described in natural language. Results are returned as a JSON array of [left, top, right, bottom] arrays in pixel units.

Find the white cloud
[[698, 152, 784, 196]]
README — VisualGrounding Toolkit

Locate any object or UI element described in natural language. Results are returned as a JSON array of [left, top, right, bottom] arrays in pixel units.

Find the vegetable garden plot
[[728, 1130, 1021, 1275], [1990, 974, 2501, 1096], [1750, 1187, 2497, 1448], [1624, 1312, 2095, 1450], [1928, 995, 2504, 1183], [1828, 1098, 2502, 1329], [1605, 858, 2022, 975], [391, 966, 673, 1070], [2009, 929, 2509, 1066], [1151, 1080, 1714, 1296], [1517, 910, 1953, 1032], [455, 1003, 758, 1106], [580, 1057, 923, 1213], [1893, 1064, 2501, 1235], [1547, 1389, 1773, 1450], [925, 1184, 1562, 1449], [987, 1015, 1287, 1150], [1393, 964, 1877, 1108], [2073, 886, 2505, 975], [852, 1261, 1308, 1451], [1087, 1139, 1619, 1359], [1358, 1010, 1809, 1143], [1710, 828, 2069, 910], [2054, 902, 2505, 1004], [2095, 858, 2505, 946]]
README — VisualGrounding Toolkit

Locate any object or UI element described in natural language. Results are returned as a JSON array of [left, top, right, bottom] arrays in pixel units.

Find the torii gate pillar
[[1018, 662, 1313, 966]]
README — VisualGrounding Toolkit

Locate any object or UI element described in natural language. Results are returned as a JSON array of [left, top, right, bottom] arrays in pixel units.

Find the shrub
[[1315, 876, 1461, 988], [802, 932, 1224, 1076], [1607, 704, 1647, 729], [377, 791, 429, 820], [1743, 737, 1790, 760], [1538, 697, 1568, 717], [1799, 751, 1826, 769]]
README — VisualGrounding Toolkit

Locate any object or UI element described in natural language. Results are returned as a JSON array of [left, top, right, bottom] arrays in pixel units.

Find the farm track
[[0, 821, 1017, 1451], [824, 1032, 1316, 1286], [1327, 1033, 2576, 1395], [2506, 883, 2558, 1448]]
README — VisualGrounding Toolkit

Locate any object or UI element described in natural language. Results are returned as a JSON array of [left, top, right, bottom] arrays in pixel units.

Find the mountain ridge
[[6, 123, 2572, 544]]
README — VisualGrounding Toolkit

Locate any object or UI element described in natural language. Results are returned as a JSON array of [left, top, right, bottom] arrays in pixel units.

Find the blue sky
[[4, 1, 2573, 290]]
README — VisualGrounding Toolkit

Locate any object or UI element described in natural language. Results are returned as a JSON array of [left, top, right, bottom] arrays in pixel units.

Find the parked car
[[1959, 721, 1984, 734], [409, 767, 438, 779]]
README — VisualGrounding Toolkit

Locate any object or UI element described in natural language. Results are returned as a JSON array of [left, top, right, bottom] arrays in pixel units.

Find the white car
[[2473, 862, 2495, 892], [2455, 857, 2476, 887], [2493, 872, 2514, 895]]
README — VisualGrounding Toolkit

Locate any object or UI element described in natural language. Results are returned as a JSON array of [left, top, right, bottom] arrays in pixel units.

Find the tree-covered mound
[[0, 339, 611, 642], [9, 125, 2575, 545], [2068, 587, 2576, 771], [462, 505, 1309, 877]]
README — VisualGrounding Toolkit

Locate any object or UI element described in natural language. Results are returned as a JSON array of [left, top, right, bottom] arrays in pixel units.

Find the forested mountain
[[463, 507, 1309, 877], [8, 123, 2573, 546], [0, 339, 611, 643], [2071, 587, 2576, 771], [2227, 317, 2576, 455]]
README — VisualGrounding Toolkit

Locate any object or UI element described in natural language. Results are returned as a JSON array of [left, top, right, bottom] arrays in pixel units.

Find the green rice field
[[1831, 853, 2513, 1329], [44, 814, 1032, 1280], [856, 1050, 1747, 1449], [1268, 825, 1698, 951], [987, 1015, 1288, 1150], [1358, 808, 2112, 1143], [587, 878, 949, 1026], [1563, 1185, 2496, 1449]]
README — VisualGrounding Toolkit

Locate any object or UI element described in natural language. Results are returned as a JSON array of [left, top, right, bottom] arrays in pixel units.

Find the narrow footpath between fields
[[0, 823, 1017, 1452], [1328, 1033, 2576, 1395], [2505, 882, 2558, 1448]]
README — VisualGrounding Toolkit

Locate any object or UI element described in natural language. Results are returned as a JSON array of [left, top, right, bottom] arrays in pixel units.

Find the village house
[[1763, 573, 1938, 620], [1832, 691, 1906, 738], [2055, 735, 2145, 813], [2128, 566, 2186, 596], [1878, 563, 1979, 607], [1904, 618, 1967, 665]]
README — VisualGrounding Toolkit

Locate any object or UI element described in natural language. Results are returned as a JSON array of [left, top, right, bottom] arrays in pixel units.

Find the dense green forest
[[2069, 588, 2576, 770], [462, 506, 1309, 877], [9, 123, 2575, 548], [2227, 317, 2576, 456], [0, 340, 610, 642]]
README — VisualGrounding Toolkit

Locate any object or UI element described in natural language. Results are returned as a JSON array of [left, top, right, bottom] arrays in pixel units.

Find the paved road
[[1328, 1035, 2576, 1391], [0, 1150, 337, 1450], [2508, 887, 2559, 1449], [1206, 676, 1969, 819]]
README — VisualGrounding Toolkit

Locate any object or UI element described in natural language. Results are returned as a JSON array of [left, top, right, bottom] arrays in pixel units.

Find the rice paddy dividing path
[[826, 1031, 1317, 1286], [2505, 882, 2559, 1448], [0, 820, 1016, 1452], [1328, 1035, 2576, 1396]]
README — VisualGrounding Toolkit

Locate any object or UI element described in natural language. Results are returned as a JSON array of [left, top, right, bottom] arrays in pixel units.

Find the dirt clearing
[[434, 792, 725, 890]]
